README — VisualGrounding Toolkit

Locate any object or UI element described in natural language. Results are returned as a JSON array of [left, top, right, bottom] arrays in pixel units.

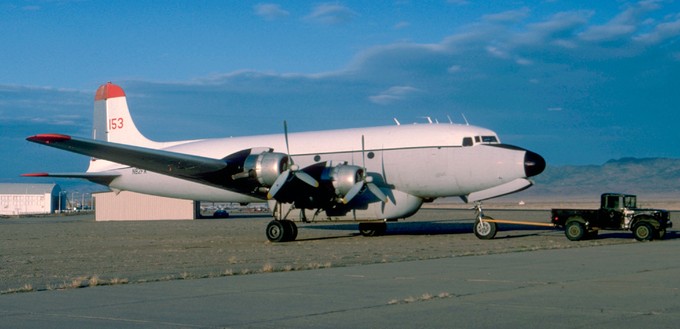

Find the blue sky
[[1, 0, 680, 181]]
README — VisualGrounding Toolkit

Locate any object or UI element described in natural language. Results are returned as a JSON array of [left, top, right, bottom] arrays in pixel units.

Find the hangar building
[[0, 183, 65, 215]]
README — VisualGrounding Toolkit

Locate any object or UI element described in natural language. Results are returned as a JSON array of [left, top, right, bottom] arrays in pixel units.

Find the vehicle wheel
[[359, 222, 386, 237], [266, 220, 287, 242], [473, 216, 497, 240], [565, 220, 585, 241], [633, 222, 654, 241], [281, 219, 298, 241]]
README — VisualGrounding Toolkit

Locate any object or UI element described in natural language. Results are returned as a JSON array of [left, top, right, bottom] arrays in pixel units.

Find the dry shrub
[[262, 263, 274, 273]]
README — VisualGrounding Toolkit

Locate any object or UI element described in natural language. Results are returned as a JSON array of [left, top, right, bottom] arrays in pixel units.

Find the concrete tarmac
[[1, 239, 679, 328]]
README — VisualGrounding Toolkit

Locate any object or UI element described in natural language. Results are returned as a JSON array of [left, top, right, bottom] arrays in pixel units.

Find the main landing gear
[[266, 220, 388, 242], [266, 220, 298, 242]]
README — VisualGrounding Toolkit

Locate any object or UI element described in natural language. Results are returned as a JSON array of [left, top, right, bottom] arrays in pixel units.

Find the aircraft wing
[[26, 134, 236, 188]]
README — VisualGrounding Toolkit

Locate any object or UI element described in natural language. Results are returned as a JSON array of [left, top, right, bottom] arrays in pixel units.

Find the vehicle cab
[[599, 193, 637, 229]]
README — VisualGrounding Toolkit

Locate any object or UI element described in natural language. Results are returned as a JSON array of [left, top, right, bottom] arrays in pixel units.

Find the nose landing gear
[[473, 202, 497, 239]]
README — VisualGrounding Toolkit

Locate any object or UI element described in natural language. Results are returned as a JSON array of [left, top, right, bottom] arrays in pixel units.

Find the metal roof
[[0, 183, 60, 195]]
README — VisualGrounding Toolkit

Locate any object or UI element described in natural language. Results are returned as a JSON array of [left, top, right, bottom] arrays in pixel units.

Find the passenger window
[[462, 137, 473, 147]]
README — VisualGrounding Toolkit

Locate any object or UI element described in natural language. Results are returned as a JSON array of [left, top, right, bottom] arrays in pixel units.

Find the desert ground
[[2, 205, 677, 294]]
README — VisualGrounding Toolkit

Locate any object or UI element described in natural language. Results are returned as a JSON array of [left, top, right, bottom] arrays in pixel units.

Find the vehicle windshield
[[624, 196, 637, 208]]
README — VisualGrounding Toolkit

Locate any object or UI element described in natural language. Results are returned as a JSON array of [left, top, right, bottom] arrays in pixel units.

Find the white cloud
[[521, 10, 593, 46], [485, 45, 508, 58], [254, 3, 290, 21], [305, 3, 357, 25], [482, 8, 530, 23], [369, 86, 421, 105], [394, 21, 410, 30], [579, 24, 636, 42], [579, 1, 661, 42], [515, 57, 532, 66], [633, 16, 680, 44], [447, 65, 462, 73]]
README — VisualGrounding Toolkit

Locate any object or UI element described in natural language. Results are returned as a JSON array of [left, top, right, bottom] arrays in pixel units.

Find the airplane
[[24, 82, 546, 242]]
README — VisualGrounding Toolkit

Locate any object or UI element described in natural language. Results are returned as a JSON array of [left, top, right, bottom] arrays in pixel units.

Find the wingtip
[[26, 134, 72, 144]]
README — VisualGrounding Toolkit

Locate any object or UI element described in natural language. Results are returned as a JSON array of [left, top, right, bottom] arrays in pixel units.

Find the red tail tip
[[95, 82, 126, 101]]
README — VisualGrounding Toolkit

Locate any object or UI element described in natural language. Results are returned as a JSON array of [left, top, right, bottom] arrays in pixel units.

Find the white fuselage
[[95, 124, 526, 205]]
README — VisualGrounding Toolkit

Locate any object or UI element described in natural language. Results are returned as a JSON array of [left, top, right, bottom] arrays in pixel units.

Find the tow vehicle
[[551, 193, 671, 241], [473, 193, 672, 241]]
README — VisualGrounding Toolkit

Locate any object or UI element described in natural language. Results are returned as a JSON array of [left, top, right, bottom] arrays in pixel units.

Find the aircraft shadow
[[302, 220, 680, 241], [305, 220, 558, 236]]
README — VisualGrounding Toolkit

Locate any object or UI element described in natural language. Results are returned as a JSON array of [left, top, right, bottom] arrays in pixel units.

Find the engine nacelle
[[322, 164, 363, 198], [241, 152, 289, 187]]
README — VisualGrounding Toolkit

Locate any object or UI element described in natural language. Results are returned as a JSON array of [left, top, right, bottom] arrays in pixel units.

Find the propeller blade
[[267, 170, 291, 199], [342, 182, 364, 204], [294, 171, 319, 188], [361, 135, 366, 170], [367, 183, 388, 203], [270, 121, 319, 197], [283, 120, 292, 165]]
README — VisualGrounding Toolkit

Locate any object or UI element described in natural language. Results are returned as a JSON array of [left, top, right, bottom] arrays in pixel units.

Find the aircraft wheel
[[266, 220, 287, 242], [359, 222, 386, 237], [633, 222, 654, 241], [281, 219, 298, 241], [473, 216, 497, 240], [564, 220, 585, 241]]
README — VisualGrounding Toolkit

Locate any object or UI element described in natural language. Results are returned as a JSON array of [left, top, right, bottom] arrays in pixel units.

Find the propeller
[[341, 135, 387, 204], [267, 121, 319, 199]]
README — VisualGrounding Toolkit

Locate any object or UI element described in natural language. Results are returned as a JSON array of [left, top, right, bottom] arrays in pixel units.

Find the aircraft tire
[[266, 220, 287, 242], [281, 220, 298, 241], [473, 216, 497, 240]]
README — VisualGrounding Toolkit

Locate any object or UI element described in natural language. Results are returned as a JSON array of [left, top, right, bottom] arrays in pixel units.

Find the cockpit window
[[481, 136, 498, 143], [462, 137, 473, 147]]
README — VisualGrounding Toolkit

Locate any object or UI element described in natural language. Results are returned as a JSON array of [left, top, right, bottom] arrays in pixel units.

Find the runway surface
[[2, 239, 679, 328]]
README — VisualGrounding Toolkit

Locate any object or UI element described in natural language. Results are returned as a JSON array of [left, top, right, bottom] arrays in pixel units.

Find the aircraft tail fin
[[89, 82, 160, 172], [93, 82, 158, 148]]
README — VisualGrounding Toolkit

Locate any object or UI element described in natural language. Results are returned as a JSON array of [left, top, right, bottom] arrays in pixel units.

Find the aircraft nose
[[524, 150, 546, 177]]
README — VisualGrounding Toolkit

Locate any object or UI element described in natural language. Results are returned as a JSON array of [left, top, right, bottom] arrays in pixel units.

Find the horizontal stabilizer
[[22, 171, 121, 185]]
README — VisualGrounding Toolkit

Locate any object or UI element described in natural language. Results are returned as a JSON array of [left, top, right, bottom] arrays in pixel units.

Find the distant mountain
[[521, 157, 680, 200]]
